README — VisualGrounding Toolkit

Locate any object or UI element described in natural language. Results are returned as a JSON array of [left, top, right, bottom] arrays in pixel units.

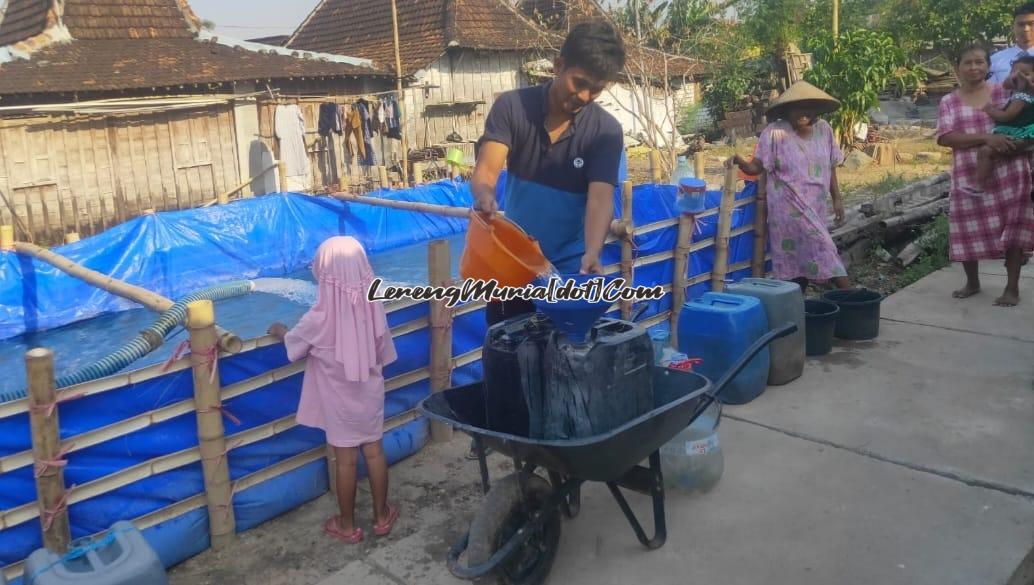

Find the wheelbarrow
[[418, 322, 797, 585]]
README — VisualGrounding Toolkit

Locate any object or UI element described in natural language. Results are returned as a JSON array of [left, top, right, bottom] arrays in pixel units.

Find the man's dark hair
[[559, 21, 626, 82], [1015, 2, 1034, 18]]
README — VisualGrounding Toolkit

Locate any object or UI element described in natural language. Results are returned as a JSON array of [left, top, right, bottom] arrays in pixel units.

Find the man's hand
[[473, 192, 498, 219], [579, 252, 603, 275], [267, 322, 288, 341]]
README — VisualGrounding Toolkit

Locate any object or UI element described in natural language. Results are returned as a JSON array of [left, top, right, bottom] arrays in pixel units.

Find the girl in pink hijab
[[268, 236, 399, 544]]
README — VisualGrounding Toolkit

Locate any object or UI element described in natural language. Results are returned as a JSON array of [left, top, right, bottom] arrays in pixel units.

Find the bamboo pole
[[10, 241, 244, 353], [669, 212, 693, 349], [64, 232, 80, 244], [412, 162, 424, 186], [620, 180, 635, 320], [26, 348, 71, 553], [649, 149, 663, 183], [428, 240, 454, 443], [711, 166, 739, 291], [694, 151, 706, 185], [329, 190, 632, 239], [186, 300, 236, 550], [204, 161, 279, 208], [378, 166, 390, 189], [1, 224, 13, 250], [752, 172, 768, 277], [389, 0, 409, 185], [278, 160, 289, 192]]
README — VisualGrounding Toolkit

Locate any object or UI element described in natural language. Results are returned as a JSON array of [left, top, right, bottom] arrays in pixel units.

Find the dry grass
[[626, 135, 951, 202]]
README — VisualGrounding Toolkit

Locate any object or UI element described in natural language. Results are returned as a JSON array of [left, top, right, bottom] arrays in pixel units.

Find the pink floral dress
[[936, 84, 1034, 261], [754, 119, 847, 282]]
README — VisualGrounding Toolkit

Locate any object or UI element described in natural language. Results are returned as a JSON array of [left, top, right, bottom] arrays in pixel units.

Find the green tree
[[878, 0, 1014, 59], [802, 29, 924, 149]]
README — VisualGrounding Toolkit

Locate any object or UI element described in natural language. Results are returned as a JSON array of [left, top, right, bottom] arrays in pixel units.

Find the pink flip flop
[[372, 504, 400, 537], [324, 516, 363, 544]]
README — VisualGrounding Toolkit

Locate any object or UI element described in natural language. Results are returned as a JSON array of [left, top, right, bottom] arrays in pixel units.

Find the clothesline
[[265, 88, 404, 103]]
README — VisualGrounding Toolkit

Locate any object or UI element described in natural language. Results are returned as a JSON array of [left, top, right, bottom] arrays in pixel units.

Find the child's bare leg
[[976, 144, 996, 185], [333, 446, 360, 532], [361, 440, 390, 524]]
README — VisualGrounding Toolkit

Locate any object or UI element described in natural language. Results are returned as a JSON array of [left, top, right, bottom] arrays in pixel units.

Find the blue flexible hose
[[53, 280, 254, 389], [0, 281, 254, 402]]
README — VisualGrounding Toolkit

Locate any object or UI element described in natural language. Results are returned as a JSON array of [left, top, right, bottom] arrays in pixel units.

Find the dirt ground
[[626, 133, 951, 205], [168, 441, 514, 585]]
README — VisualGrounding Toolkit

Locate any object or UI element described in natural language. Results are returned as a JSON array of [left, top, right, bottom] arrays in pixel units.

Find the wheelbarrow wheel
[[466, 473, 561, 585]]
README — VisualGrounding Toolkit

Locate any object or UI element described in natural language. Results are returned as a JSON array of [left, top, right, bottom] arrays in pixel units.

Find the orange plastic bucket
[[459, 211, 553, 288]]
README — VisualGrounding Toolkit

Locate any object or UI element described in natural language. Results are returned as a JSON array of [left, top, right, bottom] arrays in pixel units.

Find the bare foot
[[952, 284, 980, 299], [994, 289, 1020, 307]]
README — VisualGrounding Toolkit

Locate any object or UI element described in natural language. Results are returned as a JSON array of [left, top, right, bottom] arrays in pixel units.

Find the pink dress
[[936, 85, 1034, 261], [285, 330, 396, 448], [754, 119, 848, 282], [282, 236, 399, 448]]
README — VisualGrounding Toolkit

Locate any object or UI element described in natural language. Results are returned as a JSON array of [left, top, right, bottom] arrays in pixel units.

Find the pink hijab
[[291, 236, 396, 381]]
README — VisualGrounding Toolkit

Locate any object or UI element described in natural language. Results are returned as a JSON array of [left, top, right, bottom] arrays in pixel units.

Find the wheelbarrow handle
[[709, 322, 798, 400]]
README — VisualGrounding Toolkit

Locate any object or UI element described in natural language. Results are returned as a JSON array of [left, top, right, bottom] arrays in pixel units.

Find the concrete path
[[170, 264, 1034, 585]]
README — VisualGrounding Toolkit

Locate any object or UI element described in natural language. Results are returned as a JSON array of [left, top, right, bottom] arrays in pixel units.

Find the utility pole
[[390, 0, 409, 185]]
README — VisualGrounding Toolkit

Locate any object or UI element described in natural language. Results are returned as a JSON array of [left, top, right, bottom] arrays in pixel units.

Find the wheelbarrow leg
[[473, 436, 491, 495], [606, 451, 667, 550], [547, 471, 581, 519]]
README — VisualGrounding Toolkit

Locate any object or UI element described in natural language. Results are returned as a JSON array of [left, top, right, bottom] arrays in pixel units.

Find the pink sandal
[[372, 504, 400, 536], [324, 516, 363, 544]]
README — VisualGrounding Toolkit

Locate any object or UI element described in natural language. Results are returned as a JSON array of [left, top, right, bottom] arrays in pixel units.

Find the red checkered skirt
[[938, 88, 1034, 261]]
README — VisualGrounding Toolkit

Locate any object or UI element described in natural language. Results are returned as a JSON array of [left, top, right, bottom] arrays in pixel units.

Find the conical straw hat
[[765, 80, 840, 119]]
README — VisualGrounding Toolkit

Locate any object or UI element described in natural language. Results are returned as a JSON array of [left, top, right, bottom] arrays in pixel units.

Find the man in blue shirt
[[991, 3, 1034, 84], [471, 21, 626, 327]]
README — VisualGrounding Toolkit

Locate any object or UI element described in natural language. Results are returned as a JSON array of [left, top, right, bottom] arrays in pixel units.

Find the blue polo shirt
[[479, 82, 624, 273]]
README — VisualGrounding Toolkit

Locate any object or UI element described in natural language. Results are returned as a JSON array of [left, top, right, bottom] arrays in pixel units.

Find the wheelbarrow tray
[[419, 366, 713, 483]]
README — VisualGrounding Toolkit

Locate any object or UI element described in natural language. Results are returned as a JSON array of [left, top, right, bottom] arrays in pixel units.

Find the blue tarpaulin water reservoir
[[0, 175, 765, 581]]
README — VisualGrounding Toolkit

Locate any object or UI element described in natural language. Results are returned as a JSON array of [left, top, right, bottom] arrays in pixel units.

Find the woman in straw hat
[[935, 43, 1034, 307], [727, 80, 852, 292]]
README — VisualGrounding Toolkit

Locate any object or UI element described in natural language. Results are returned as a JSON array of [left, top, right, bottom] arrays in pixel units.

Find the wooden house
[[285, 0, 705, 164], [0, 0, 394, 243]]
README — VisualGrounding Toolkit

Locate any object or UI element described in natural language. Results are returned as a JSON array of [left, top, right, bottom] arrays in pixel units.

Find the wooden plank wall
[[404, 50, 529, 149], [0, 105, 240, 244]]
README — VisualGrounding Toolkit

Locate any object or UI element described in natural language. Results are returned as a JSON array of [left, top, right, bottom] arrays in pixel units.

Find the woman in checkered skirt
[[937, 43, 1034, 307]]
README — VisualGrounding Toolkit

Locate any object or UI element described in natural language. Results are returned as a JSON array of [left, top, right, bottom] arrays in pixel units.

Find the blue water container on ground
[[24, 521, 168, 585], [677, 292, 770, 405]]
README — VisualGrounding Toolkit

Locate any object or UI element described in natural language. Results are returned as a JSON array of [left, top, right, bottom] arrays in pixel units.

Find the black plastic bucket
[[804, 299, 839, 356], [822, 288, 884, 340]]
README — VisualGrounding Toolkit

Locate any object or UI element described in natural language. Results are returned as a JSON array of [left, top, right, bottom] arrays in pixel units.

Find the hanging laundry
[[337, 103, 347, 137], [384, 94, 402, 140], [274, 103, 311, 191], [318, 102, 341, 137], [356, 99, 377, 166], [344, 104, 367, 164]]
